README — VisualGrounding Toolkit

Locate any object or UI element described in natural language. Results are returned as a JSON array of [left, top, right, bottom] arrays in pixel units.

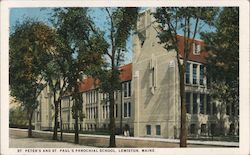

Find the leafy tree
[[95, 7, 139, 147], [42, 58, 69, 141], [9, 105, 28, 128], [201, 7, 239, 134], [154, 7, 218, 147], [50, 8, 108, 144], [10, 20, 55, 137]]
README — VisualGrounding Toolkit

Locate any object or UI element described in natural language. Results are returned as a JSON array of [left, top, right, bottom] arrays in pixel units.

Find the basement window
[[146, 125, 151, 135], [156, 125, 161, 136]]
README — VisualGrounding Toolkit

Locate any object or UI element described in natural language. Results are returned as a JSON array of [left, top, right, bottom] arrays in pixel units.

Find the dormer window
[[193, 43, 201, 55]]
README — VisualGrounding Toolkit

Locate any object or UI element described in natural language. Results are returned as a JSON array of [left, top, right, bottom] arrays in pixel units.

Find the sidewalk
[[10, 128, 239, 147]]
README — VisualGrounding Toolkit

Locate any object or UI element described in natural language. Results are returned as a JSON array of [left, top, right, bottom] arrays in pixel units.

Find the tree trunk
[[74, 110, 79, 144], [180, 64, 187, 147], [60, 99, 63, 141], [109, 91, 116, 147], [120, 88, 123, 134], [53, 100, 59, 140], [28, 110, 33, 138]]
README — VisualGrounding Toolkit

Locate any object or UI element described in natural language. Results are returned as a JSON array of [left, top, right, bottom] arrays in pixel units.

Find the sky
[[9, 7, 215, 65], [10, 7, 134, 64]]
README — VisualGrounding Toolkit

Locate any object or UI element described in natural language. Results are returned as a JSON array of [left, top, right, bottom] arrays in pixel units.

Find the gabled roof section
[[79, 78, 100, 93], [119, 63, 132, 82], [177, 35, 208, 63], [79, 63, 132, 92]]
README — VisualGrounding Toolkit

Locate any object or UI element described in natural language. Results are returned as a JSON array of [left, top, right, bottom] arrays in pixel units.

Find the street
[[9, 128, 238, 148], [10, 134, 93, 148]]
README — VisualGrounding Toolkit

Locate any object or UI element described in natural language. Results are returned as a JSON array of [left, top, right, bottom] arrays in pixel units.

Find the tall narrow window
[[146, 125, 151, 135], [186, 92, 191, 113], [193, 93, 197, 114], [115, 104, 118, 118], [96, 107, 98, 118], [128, 81, 131, 97], [190, 124, 196, 134], [200, 94, 205, 114], [152, 68, 155, 87], [124, 102, 127, 117], [156, 125, 161, 135], [200, 65, 204, 85], [193, 64, 197, 84], [206, 95, 211, 115], [201, 124, 207, 135], [185, 63, 190, 84], [103, 106, 105, 119], [128, 102, 131, 117], [124, 83, 128, 97]]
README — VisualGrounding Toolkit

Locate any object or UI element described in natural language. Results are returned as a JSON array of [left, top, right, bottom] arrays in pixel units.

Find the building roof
[[79, 36, 208, 92], [119, 63, 132, 82], [177, 35, 208, 63], [79, 63, 132, 92]]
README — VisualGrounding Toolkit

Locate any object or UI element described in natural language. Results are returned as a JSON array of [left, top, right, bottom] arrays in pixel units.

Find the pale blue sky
[[10, 7, 133, 64], [10, 7, 215, 64]]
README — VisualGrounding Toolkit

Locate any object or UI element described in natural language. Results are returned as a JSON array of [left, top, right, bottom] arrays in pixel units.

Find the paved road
[[10, 129, 237, 148], [10, 135, 94, 148]]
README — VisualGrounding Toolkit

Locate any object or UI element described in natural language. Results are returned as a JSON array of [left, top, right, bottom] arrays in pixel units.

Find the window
[[146, 125, 151, 135], [156, 125, 161, 135], [193, 93, 198, 114], [124, 83, 128, 97], [115, 104, 118, 118], [124, 102, 127, 117], [200, 65, 204, 85], [151, 68, 155, 87], [186, 92, 191, 114], [128, 81, 131, 97], [193, 43, 201, 55], [106, 104, 110, 118], [193, 64, 197, 84], [102, 106, 105, 119], [91, 91, 93, 103], [96, 107, 98, 118], [229, 123, 235, 135], [190, 124, 196, 134], [206, 95, 211, 115], [123, 82, 131, 97], [201, 124, 207, 135], [128, 102, 131, 117], [200, 94, 205, 114], [185, 63, 190, 84], [123, 102, 131, 118], [210, 124, 216, 135]]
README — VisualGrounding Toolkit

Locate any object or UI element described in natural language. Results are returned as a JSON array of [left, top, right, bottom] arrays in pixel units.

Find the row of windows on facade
[[186, 92, 238, 116], [86, 102, 131, 119], [189, 123, 215, 135], [145, 123, 237, 137], [189, 123, 238, 136], [85, 81, 131, 104], [146, 125, 161, 136], [185, 63, 205, 86], [86, 123, 110, 130]]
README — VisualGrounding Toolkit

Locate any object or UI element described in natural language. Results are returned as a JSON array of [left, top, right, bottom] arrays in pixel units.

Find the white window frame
[[193, 43, 201, 55]]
